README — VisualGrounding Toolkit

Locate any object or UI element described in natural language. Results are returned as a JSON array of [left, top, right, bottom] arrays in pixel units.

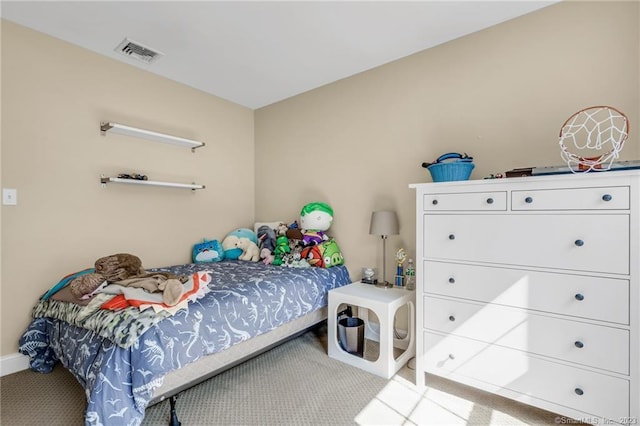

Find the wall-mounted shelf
[[100, 176, 205, 190], [100, 122, 205, 152]]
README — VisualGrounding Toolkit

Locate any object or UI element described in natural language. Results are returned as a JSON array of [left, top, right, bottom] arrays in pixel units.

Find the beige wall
[[1, 1, 639, 358], [255, 1, 639, 285], [1, 20, 255, 355]]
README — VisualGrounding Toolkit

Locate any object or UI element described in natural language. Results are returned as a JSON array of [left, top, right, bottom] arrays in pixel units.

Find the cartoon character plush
[[301, 245, 325, 268], [192, 239, 224, 263], [300, 239, 344, 268], [222, 228, 258, 259], [235, 237, 260, 262], [320, 239, 344, 267], [272, 235, 291, 266], [300, 202, 333, 245], [302, 230, 326, 246]]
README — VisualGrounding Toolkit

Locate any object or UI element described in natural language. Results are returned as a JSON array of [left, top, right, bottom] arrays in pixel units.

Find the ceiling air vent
[[114, 38, 163, 64]]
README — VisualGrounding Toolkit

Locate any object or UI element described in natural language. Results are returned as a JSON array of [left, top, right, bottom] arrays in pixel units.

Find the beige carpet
[[1, 324, 568, 425]]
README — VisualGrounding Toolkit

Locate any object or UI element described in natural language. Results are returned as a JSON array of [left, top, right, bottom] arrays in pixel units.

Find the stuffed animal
[[257, 225, 277, 252], [276, 222, 289, 236], [300, 202, 333, 245], [260, 248, 275, 265], [272, 235, 290, 266], [222, 228, 258, 259], [69, 253, 144, 299], [235, 237, 260, 262], [300, 238, 344, 268], [281, 245, 311, 268], [301, 245, 325, 268], [68, 253, 187, 305], [221, 235, 240, 257], [319, 238, 344, 267], [302, 230, 326, 246], [192, 239, 224, 263], [286, 227, 303, 241]]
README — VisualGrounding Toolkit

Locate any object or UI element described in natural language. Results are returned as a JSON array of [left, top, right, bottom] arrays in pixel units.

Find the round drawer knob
[[448, 315, 456, 322], [448, 234, 455, 240], [448, 353, 455, 360], [432, 199, 438, 205], [574, 388, 584, 396], [448, 277, 455, 284], [602, 194, 613, 202], [525, 196, 533, 204], [486, 198, 494, 204], [575, 293, 585, 301], [574, 239, 584, 247], [574, 341, 584, 348]]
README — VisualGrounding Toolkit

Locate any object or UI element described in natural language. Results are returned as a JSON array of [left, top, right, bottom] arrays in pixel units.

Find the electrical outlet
[[2, 188, 17, 205]]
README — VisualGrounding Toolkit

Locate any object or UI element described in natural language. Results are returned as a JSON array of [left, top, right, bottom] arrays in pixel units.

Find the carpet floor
[[1, 324, 571, 425]]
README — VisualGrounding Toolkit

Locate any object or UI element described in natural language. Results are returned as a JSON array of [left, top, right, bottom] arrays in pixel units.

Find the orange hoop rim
[[559, 105, 630, 169]]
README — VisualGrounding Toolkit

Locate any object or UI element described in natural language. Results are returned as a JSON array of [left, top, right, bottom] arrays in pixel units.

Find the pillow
[[300, 238, 344, 268], [320, 238, 344, 268], [192, 239, 224, 263], [301, 245, 324, 268]]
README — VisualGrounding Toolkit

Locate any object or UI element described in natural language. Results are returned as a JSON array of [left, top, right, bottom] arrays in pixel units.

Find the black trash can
[[338, 317, 365, 357]]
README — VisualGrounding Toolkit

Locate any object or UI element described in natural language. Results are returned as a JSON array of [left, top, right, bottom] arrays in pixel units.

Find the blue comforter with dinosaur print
[[19, 260, 351, 426]]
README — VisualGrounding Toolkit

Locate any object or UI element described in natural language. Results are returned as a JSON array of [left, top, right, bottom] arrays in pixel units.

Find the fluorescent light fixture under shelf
[[100, 176, 205, 190], [100, 122, 205, 150]]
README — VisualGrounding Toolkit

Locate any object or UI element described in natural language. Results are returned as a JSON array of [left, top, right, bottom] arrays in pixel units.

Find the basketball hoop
[[558, 106, 629, 172]]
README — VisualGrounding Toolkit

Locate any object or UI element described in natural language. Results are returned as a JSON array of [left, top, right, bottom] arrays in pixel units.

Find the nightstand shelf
[[327, 281, 415, 379]]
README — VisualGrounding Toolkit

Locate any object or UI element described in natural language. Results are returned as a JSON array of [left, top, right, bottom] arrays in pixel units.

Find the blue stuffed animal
[[192, 239, 224, 263]]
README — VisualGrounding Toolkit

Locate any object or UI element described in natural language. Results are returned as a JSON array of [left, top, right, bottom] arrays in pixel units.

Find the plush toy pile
[[192, 201, 345, 268]]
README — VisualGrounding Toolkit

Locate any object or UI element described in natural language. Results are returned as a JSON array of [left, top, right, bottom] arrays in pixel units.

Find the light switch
[[2, 188, 17, 205]]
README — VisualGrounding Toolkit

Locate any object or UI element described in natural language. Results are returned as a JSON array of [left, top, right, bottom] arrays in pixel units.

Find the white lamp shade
[[369, 211, 399, 236]]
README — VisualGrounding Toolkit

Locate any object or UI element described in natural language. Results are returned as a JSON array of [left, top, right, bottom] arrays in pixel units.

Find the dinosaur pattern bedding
[[19, 260, 351, 426]]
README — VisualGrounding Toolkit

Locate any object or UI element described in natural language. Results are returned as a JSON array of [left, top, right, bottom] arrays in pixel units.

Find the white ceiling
[[1, 1, 557, 109]]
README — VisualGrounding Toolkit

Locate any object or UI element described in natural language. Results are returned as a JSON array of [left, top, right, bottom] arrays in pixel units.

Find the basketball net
[[559, 106, 629, 172]]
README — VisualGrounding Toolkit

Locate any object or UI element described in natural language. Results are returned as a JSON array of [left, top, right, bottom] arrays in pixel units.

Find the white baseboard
[[1, 352, 30, 376]]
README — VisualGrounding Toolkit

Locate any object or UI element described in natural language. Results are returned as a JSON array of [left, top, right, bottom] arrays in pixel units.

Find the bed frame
[[148, 307, 328, 425]]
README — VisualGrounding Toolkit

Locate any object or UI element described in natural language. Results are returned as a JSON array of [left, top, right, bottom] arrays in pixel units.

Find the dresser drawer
[[424, 331, 630, 420], [512, 186, 629, 211], [424, 214, 629, 274], [424, 191, 507, 211], [423, 296, 629, 374], [424, 261, 629, 324]]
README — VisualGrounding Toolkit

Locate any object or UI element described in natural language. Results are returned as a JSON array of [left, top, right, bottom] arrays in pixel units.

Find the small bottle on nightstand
[[405, 259, 415, 291]]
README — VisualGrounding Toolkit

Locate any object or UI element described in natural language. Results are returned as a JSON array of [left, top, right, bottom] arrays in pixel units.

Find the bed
[[18, 260, 351, 426]]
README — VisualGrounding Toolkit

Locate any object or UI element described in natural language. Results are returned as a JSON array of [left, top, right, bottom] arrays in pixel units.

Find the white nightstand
[[327, 281, 415, 379]]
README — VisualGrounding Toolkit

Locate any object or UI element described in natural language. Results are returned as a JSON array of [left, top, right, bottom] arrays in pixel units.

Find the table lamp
[[369, 210, 399, 287]]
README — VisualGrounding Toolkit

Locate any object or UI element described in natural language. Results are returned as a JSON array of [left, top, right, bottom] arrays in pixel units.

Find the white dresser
[[411, 171, 640, 424]]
